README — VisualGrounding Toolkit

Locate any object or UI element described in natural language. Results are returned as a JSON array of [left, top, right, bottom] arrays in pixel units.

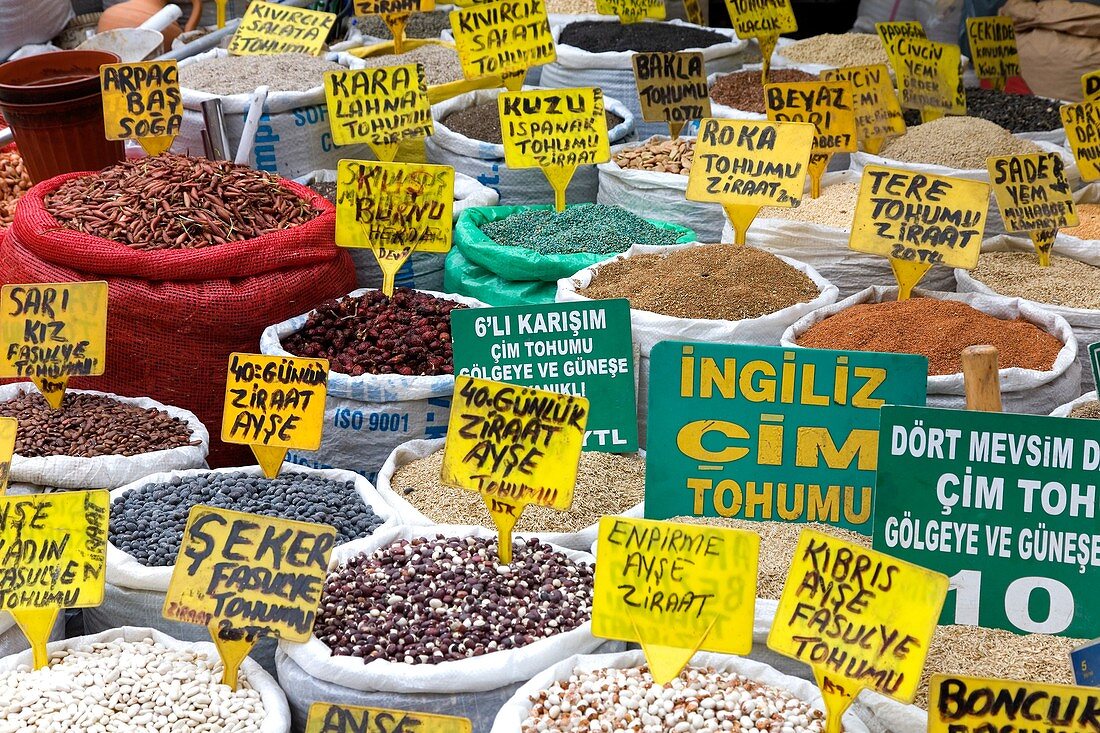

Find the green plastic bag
[[444, 249, 559, 306], [454, 205, 696, 283]]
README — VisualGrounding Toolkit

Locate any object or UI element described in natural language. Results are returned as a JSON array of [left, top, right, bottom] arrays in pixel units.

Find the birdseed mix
[[795, 298, 1064, 375], [179, 52, 345, 95], [0, 150, 31, 226], [357, 44, 465, 86], [878, 116, 1040, 169], [356, 10, 452, 40], [709, 68, 819, 113], [578, 244, 820, 321], [443, 99, 624, 145], [778, 33, 889, 67], [545, 0, 597, 12], [558, 20, 729, 53], [611, 137, 695, 174], [522, 665, 827, 733], [1063, 203, 1100, 240], [902, 89, 1062, 133], [479, 204, 683, 255], [390, 449, 645, 532], [760, 182, 859, 228], [970, 251, 1100, 310], [1069, 400, 1100, 419]]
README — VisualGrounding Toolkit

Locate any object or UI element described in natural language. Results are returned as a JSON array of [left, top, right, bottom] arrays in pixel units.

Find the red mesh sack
[[0, 172, 357, 467]]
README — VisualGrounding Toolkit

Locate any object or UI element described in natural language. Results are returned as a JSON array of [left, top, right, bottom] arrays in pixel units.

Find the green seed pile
[[479, 204, 682, 255]]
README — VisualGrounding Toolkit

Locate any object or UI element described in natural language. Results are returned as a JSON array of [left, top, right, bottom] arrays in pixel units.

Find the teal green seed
[[479, 204, 681, 255]]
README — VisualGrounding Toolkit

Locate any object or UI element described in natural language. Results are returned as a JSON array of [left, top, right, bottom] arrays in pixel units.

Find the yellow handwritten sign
[[685, 118, 815, 244], [725, 0, 796, 76], [0, 490, 108, 669], [684, 0, 703, 25], [1062, 101, 1100, 182], [0, 418, 13, 495], [875, 20, 925, 78], [441, 376, 587, 563], [632, 51, 711, 138], [450, 0, 555, 91], [765, 80, 857, 197], [306, 703, 472, 733], [849, 164, 989, 298], [499, 87, 610, 211], [1084, 70, 1100, 102], [821, 65, 905, 154], [353, 0, 434, 51], [0, 282, 108, 409], [768, 528, 948, 733], [988, 153, 1078, 265], [593, 517, 758, 684], [966, 16, 1020, 90], [222, 353, 329, 479], [323, 65, 433, 162], [228, 1, 336, 56], [929, 675, 1100, 732], [890, 36, 964, 118], [596, 0, 665, 23], [335, 159, 454, 296], [99, 61, 181, 156]]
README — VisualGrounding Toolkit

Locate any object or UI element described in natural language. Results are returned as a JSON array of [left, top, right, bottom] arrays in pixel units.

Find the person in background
[[0, 0, 75, 61]]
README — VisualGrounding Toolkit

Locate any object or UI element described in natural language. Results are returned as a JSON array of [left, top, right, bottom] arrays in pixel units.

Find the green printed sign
[[1090, 341, 1100, 395], [644, 342, 927, 532], [874, 405, 1100, 638], [450, 300, 637, 451]]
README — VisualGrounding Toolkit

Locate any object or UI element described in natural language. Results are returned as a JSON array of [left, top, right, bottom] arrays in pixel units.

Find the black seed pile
[[558, 20, 728, 53], [315, 535, 594, 665], [902, 89, 1061, 132], [309, 181, 337, 204], [110, 472, 386, 566]]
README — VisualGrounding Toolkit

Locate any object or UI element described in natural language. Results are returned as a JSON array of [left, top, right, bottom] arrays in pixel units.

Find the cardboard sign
[[499, 87, 610, 211], [890, 36, 965, 118], [1084, 70, 1100, 102], [821, 65, 906, 154], [99, 61, 181, 156], [724, 0, 797, 76], [596, 0, 665, 23], [874, 405, 1100, 638], [1061, 100, 1100, 182], [987, 152, 1078, 264], [450, 0, 555, 90], [593, 517, 759, 684], [0, 282, 108, 409], [305, 703, 472, 733], [632, 51, 711, 138], [685, 118, 815, 244], [441, 376, 587, 562], [0, 418, 13, 495], [849, 165, 990, 298], [334, 159, 454, 296], [221, 353, 329, 479], [0, 490, 109, 669], [1072, 640, 1100, 687], [450, 300, 637, 452], [768, 528, 948, 732], [965, 16, 1021, 90], [164, 506, 336, 688], [644, 342, 927, 533], [227, 1, 336, 56], [764, 80, 857, 197], [323, 65, 433, 162], [929, 675, 1100, 731]]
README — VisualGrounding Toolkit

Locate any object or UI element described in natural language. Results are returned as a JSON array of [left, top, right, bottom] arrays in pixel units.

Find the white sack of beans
[[375, 437, 645, 551], [1051, 390, 1098, 416], [84, 464, 396, 679], [0, 383, 209, 491], [782, 287, 1080, 415], [276, 524, 620, 733], [0, 627, 290, 733]]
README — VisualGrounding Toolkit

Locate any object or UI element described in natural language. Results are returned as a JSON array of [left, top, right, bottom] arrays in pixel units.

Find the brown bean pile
[[0, 151, 32, 227], [0, 391, 199, 458], [44, 153, 317, 250], [612, 137, 694, 175], [709, 68, 818, 113]]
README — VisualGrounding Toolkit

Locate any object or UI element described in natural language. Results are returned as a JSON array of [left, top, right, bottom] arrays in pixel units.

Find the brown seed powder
[[710, 68, 819, 113], [1063, 203, 1100, 241]]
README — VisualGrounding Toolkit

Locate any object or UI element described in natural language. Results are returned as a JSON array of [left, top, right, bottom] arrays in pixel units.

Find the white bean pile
[[522, 665, 827, 733], [0, 638, 266, 733]]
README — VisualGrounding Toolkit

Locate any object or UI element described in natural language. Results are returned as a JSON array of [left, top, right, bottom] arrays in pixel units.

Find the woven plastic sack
[[1051, 390, 1098, 416], [259, 288, 484, 483], [375, 438, 645, 551], [540, 17, 747, 138], [728, 170, 957, 297], [559, 243, 838, 445], [0, 383, 209, 490], [956, 235, 1100, 394], [0, 627, 291, 733], [444, 248, 561, 306], [276, 524, 618, 733], [0, 172, 357, 468], [85, 464, 397, 680], [424, 87, 636, 206], [782, 286, 1080, 414], [297, 169, 499, 291]]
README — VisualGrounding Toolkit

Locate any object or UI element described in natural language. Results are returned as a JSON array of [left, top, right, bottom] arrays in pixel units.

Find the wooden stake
[[961, 345, 1003, 412]]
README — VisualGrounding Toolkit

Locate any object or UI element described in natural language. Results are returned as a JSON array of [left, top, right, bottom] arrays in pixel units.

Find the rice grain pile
[[878, 117, 1040, 168], [970, 251, 1100, 310], [779, 33, 889, 67], [760, 182, 859, 228]]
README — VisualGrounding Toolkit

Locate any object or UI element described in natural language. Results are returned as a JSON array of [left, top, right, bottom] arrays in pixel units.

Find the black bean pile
[[283, 288, 467, 376], [110, 472, 385, 566], [315, 535, 594, 665], [558, 20, 728, 53], [902, 89, 1061, 132], [0, 391, 198, 458]]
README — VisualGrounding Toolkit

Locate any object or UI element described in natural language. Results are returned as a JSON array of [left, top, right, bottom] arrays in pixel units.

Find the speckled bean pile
[[612, 137, 695, 175]]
